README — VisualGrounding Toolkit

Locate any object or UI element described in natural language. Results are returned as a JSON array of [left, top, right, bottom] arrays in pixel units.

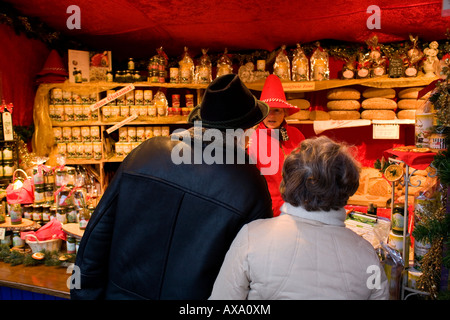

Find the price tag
[[0, 228, 5, 241], [106, 114, 138, 134], [373, 124, 399, 139], [90, 84, 135, 111]]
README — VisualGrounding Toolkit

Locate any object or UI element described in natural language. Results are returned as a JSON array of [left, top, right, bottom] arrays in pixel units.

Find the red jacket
[[248, 122, 305, 216]]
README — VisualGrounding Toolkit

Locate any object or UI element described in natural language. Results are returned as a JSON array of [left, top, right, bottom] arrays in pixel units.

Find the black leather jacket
[[71, 129, 273, 299]]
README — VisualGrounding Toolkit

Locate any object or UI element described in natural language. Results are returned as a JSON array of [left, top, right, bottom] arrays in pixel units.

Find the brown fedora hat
[[188, 74, 269, 129]]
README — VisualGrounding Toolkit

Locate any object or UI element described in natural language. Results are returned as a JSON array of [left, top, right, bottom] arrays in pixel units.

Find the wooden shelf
[[246, 75, 439, 92], [51, 118, 189, 127]]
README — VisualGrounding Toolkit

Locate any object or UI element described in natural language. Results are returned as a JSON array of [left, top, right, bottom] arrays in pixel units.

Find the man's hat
[[260, 74, 299, 116], [188, 74, 269, 129]]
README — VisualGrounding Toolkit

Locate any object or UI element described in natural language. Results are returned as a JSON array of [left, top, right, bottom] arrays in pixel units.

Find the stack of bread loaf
[[286, 92, 311, 120], [360, 88, 397, 120], [396, 87, 429, 120], [325, 88, 361, 120]]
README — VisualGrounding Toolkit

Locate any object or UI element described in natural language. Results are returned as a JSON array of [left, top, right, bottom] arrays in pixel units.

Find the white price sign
[[373, 124, 400, 139]]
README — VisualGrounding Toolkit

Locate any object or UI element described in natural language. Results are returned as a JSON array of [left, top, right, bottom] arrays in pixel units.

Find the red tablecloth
[[383, 148, 437, 170]]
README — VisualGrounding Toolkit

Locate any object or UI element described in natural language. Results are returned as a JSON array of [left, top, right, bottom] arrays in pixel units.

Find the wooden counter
[[0, 261, 70, 299]]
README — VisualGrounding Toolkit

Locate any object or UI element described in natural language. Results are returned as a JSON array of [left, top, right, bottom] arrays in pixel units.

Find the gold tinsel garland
[[414, 186, 448, 299]]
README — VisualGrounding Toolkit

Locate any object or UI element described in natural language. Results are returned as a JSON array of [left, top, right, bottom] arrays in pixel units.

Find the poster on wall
[[68, 50, 112, 83], [89, 51, 112, 82]]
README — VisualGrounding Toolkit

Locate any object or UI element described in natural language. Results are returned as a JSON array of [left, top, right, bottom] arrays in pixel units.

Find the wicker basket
[[25, 234, 62, 253]]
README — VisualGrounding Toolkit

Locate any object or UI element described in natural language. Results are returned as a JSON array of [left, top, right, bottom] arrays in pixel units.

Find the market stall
[[0, 0, 449, 301]]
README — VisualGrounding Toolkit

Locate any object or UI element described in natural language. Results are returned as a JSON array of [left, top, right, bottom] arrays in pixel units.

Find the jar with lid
[[22, 204, 33, 220], [55, 168, 65, 187], [66, 205, 78, 223], [79, 207, 90, 230], [34, 185, 45, 204], [32, 204, 43, 224], [32, 167, 45, 187], [56, 207, 67, 224], [0, 203, 5, 223], [66, 236, 77, 254], [9, 203, 22, 225], [44, 184, 54, 204], [392, 203, 406, 232], [2, 144, 13, 161], [42, 204, 51, 224], [66, 168, 76, 187], [50, 206, 57, 221], [12, 231, 24, 248], [3, 161, 14, 180]]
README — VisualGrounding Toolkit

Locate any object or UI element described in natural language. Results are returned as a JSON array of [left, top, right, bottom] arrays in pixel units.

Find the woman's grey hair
[[280, 136, 361, 211]]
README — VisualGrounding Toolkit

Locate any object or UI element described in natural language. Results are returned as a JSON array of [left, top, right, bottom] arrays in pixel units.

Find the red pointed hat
[[37, 50, 68, 77], [260, 74, 299, 116]]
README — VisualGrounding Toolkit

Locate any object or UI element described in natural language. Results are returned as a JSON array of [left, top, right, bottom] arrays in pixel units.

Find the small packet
[[292, 43, 309, 81], [153, 90, 169, 117], [179, 47, 194, 83], [273, 45, 291, 80], [216, 48, 233, 78], [196, 48, 212, 84], [366, 36, 386, 77], [310, 42, 329, 81], [156, 47, 169, 82], [356, 50, 371, 79], [341, 57, 357, 79]]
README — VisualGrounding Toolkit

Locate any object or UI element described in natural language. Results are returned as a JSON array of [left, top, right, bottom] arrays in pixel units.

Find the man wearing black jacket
[[71, 74, 273, 299]]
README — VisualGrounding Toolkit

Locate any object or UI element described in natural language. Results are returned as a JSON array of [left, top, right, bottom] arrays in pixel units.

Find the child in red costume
[[248, 75, 305, 216]]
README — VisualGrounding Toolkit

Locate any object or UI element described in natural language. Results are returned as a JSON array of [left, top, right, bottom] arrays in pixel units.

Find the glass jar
[[66, 205, 78, 223], [79, 208, 90, 230], [32, 204, 43, 224], [9, 203, 22, 225], [0, 203, 5, 223], [12, 231, 24, 248], [56, 207, 67, 224], [34, 185, 45, 204], [392, 203, 406, 232], [42, 204, 51, 224], [66, 236, 77, 254], [22, 204, 33, 220]]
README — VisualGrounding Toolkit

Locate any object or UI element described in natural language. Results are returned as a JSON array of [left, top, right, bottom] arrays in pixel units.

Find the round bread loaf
[[361, 97, 397, 110], [361, 109, 396, 120], [309, 110, 330, 120], [287, 99, 310, 110], [397, 99, 424, 110], [362, 88, 396, 99], [398, 87, 429, 99], [286, 110, 310, 120], [326, 88, 361, 100], [328, 111, 361, 120], [397, 109, 416, 119], [326, 100, 360, 110]]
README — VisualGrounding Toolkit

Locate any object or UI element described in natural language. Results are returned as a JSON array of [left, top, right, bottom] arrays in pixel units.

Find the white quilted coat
[[209, 203, 389, 300]]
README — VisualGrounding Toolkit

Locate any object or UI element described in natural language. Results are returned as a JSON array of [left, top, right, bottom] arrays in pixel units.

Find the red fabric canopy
[[4, 0, 450, 58]]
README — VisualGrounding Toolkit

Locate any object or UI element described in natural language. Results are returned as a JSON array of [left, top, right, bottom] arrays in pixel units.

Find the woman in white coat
[[209, 136, 389, 300]]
